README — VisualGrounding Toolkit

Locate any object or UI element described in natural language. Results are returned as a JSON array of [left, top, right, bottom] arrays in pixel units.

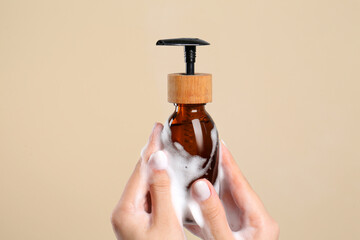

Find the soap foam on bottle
[[158, 123, 220, 227], [138, 122, 224, 230]]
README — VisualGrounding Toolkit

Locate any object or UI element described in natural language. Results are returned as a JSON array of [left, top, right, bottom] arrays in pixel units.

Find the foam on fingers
[[193, 180, 211, 201], [138, 123, 220, 227], [149, 151, 168, 170], [140, 123, 164, 162]]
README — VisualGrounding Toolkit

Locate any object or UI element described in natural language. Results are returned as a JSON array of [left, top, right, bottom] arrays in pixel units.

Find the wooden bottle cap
[[168, 73, 212, 104]]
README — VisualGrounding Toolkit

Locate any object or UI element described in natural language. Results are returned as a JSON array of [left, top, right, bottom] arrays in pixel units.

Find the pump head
[[156, 38, 210, 75]]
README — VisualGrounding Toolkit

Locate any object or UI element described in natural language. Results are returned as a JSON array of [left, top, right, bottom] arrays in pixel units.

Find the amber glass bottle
[[157, 37, 219, 224], [168, 103, 219, 187]]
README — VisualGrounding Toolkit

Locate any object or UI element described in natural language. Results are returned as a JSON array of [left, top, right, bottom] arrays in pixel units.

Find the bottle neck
[[174, 103, 206, 113]]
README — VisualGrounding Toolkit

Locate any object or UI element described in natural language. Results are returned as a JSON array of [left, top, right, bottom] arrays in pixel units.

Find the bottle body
[[167, 104, 219, 223]]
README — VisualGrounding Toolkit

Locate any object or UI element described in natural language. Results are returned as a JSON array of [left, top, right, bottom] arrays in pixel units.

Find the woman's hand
[[186, 142, 280, 240], [111, 123, 185, 240], [111, 122, 279, 240]]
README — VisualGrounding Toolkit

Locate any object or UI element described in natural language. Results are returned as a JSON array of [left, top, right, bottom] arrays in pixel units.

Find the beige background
[[1, 0, 359, 239]]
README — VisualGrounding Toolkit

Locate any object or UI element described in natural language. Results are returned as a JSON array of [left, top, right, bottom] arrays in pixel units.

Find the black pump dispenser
[[156, 38, 210, 75]]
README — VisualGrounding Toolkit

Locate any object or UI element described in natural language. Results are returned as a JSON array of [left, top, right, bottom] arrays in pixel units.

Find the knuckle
[[204, 203, 222, 221], [269, 219, 280, 234], [263, 217, 280, 236], [110, 202, 133, 230], [110, 210, 122, 229], [111, 211, 129, 233], [151, 172, 170, 193]]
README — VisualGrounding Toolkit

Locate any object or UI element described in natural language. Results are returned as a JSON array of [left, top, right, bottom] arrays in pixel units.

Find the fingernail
[[221, 139, 227, 146], [193, 180, 211, 201], [148, 151, 167, 170]]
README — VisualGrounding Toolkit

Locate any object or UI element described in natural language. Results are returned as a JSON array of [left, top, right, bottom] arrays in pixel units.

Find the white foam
[[159, 123, 219, 226], [137, 123, 260, 239], [138, 121, 222, 230]]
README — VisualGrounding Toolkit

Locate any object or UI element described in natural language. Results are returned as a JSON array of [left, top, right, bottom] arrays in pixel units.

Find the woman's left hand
[[111, 123, 185, 240]]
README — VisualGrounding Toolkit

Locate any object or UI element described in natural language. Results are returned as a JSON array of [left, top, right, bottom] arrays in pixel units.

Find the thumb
[[148, 151, 177, 226], [191, 179, 233, 240]]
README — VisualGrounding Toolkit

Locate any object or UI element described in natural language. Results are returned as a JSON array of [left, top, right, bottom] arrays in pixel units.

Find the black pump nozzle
[[156, 38, 210, 75]]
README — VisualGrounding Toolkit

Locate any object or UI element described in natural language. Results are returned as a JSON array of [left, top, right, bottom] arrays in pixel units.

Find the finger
[[115, 160, 144, 211], [111, 123, 165, 234], [148, 151, 178, 226], [141, 122, 164, 163], [111, 160, 143, 233], [220, 141, 268, 218], [191, 179, 233, 240], [115, 123, 163, 210]]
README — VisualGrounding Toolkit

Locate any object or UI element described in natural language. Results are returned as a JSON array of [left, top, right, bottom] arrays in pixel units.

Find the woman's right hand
[[186, 142, 280, 240]]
